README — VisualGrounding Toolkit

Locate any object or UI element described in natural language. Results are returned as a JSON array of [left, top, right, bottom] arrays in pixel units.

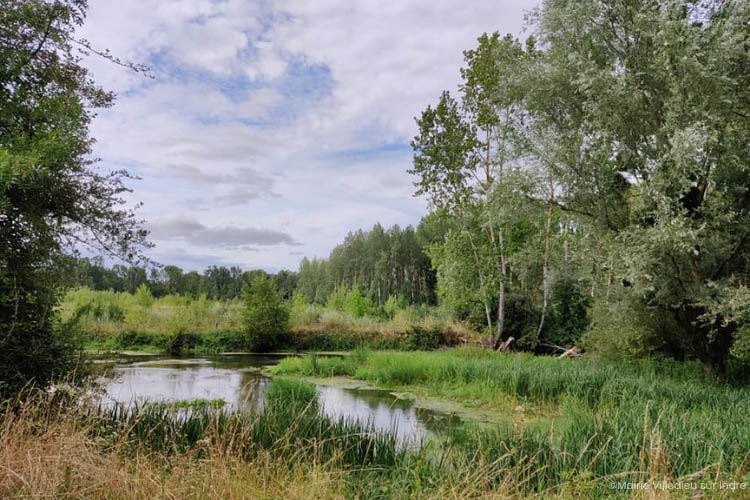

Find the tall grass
[[0, 381, 537, 499], [61, 287, 244, 340], [62, 287, 475, 353], [0, 388, 349, 499], [87, 378, 404, 471], [273, 348, 750, 491], [4, 377, 746, 498]]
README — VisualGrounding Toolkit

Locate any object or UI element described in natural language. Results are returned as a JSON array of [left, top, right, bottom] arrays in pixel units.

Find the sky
[[79, 0, 535, 272]]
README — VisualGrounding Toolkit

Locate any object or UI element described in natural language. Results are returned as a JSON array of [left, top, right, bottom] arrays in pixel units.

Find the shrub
[[344, 286, 373, 318], [380, 295, 400, 320], [200, 330, 246, 352], [326, 287, 347, 312], [583, 295, 668, 360], [242, 275, 289, 352], [290, 293, 320, 326], [545, 277, 590, 347], [134, 284, 154, 308], [113, 331, 156, 349], [162, 330, 200, 355], [407, 327, 442, 350]]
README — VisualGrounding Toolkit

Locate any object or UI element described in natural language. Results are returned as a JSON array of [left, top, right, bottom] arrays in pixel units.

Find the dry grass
[[0, 396, 348, 499], [4, 375, 741, 499], [0, 402, 728, 500], [289, 308, 477, 348], [0, 392, 519, 500]]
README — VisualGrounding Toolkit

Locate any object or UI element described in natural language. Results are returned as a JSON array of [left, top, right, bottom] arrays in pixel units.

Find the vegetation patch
[[272, 348, 750, 485], [143, 398, 226, 411]]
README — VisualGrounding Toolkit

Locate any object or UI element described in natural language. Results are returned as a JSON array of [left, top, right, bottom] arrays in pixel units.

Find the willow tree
[[526, 0, 750, 374], [1, 0, 149, 392]]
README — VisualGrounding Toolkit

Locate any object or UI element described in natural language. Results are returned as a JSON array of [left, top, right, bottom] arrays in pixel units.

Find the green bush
[[583, 295, 668, 360], [199, 330, 246, 352], [134, 284, 154, 308], [112, 331, 156, 349], [344, 286, 373, 318], [161, 330, 200, 355], [407, 327, 442, 350], [545, 277, 590, 347], [325, 287, 347, 312], [242, 275, 289, 352]]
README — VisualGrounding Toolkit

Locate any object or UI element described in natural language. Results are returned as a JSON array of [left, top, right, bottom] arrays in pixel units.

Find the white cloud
[[245, 41, 288, 81], [78, 0, 535, 271], [148, 217, 299, 248]]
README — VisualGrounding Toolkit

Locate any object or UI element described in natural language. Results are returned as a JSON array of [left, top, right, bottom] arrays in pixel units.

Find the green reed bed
[[76, 379, 507, 498], [88, 379, 404, 470], [5, 375, 747, 498], [272, 348, 750, 492]]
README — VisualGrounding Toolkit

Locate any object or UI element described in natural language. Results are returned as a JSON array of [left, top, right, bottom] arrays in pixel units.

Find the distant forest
[[69, 221, 439, 305]]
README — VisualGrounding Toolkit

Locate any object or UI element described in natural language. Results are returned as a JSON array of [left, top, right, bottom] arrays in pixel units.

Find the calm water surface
[[97, 354, 459, 445]]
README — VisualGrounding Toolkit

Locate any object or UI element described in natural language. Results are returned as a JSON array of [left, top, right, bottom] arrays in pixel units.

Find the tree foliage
[[296, 222, 435, 306], [0, 0, 149, 392], [411, 0, 750, 374], [242, 275, 289, 351]]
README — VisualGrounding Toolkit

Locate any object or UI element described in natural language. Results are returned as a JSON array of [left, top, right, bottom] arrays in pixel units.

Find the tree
[[345, 286, 372, 318], [410, 1, 750, 372], [273, 270, 298, 300], [164, 265, 184, 294], [520, 0, 750, 374], [242, 275, 289, 352], [0, 0, 149, 392], [295, 222, 435, 307], [410, 34, 531, 348], [133, 283, 154, 308]]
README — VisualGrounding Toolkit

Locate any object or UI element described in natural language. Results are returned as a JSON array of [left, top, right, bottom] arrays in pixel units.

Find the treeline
[[68, 257, 297, 300], [71, 221, 440, 308], [296, 223, 437, 306]]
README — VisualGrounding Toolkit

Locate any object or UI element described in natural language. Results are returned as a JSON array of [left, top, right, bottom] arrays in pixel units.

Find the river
[[95, 353, 459, 446]]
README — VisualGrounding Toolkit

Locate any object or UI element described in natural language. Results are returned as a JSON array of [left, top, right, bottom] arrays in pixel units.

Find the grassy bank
[[272, 348, 750, 492], [0, 380, 402, 499], [0, 380, 574, 499], [6, 377, 745, 499], [62, 287, 474, 353]]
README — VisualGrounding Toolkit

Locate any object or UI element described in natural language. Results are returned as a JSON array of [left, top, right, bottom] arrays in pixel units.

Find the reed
[[2, 378, 747, 498], [273, 348, 750, 489], [63, 287, 474, 353]]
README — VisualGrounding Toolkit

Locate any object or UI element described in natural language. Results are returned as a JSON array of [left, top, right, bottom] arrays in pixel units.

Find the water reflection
[[98, 354, 459, 444]]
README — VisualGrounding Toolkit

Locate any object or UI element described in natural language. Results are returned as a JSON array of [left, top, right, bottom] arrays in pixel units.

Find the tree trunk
[[465, 223, 493, 334], [536, 193, 554, 341], [495, 227, 507, 348]]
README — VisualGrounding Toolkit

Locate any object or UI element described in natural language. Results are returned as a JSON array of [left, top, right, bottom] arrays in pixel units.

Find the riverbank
[[270, 348, 750, 494], [80, 323, 470, 354], [6, 376, 747, 499], [64, 288, 476, 354], [0, 379, 588, 499]]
